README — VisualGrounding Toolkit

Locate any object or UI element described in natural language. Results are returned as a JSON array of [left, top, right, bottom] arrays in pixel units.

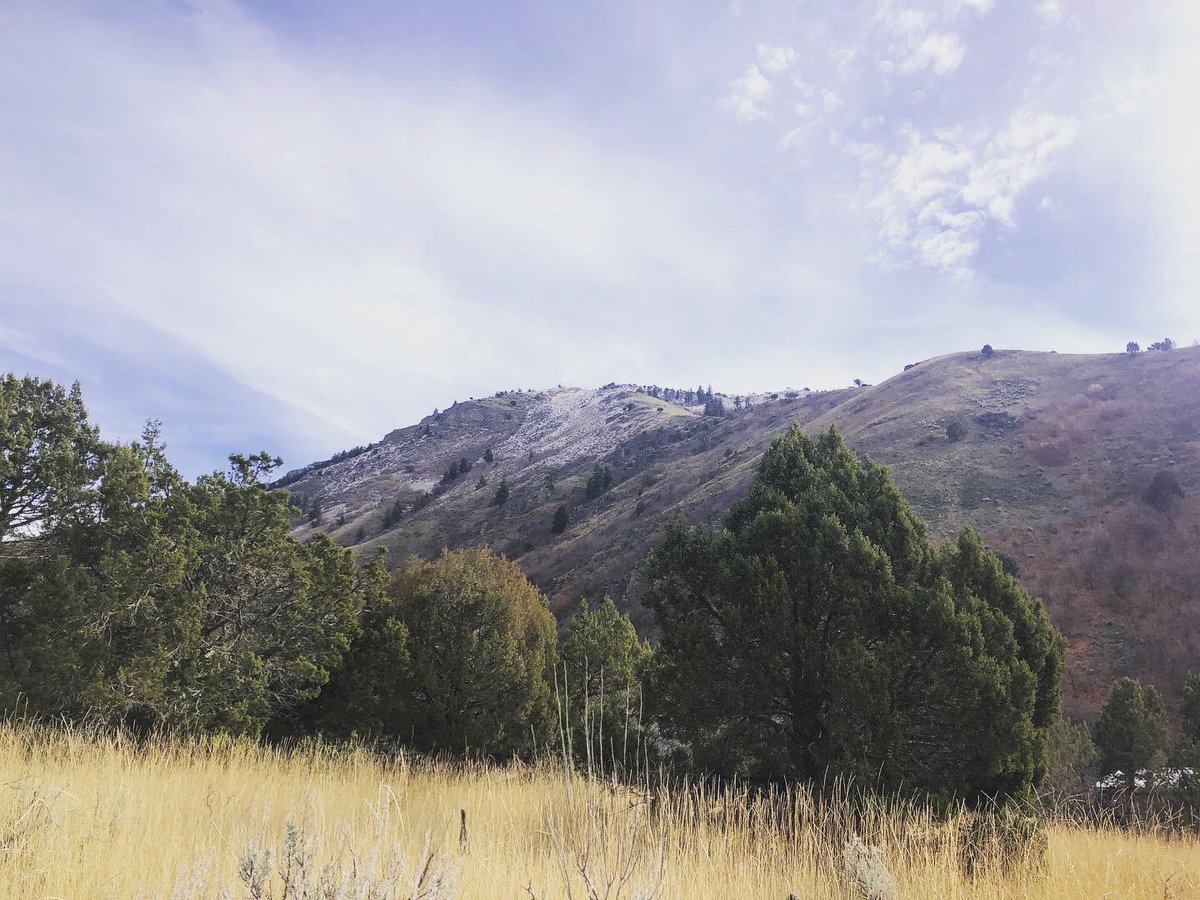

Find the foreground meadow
[[0, 725, 1197, 899]]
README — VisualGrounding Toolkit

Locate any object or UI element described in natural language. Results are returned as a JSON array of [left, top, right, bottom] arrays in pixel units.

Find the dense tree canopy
[[560, 597, 652, 769], [0, 374, 101, 546], [1095, 677, 1169, 785], [310, 549, 557, 756], [643, 425, 1064, 799], [0, 378, 373, 734], [1184, 673, 1200, 749]]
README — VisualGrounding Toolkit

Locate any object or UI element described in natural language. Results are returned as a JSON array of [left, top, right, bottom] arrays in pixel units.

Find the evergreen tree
[[309, 550, 556, 755], [1, 409, 371, 734], [0, 375, 103, 684], [1181, 673, 1200, 760], [493, 479, 510, 506], [552, 504, 570, 535], [0, 374, 102, 546], [584, 465, 613, 501], [382, 497, 404, 528], [560, 598, 652, 769], [643, 425, 1064, 798], [703, 397, 726, 418], [1184, 674, 1200, 744], [1045, 717, 1100, 798], [1094, 677, 1169, 787], [1126, 341, 1141, 355], [483, 448, 494, 464]]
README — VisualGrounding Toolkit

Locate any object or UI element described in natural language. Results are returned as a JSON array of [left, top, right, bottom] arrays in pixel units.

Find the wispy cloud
[[723, 64, 773, 121], [718, 0, 1091, 276], [853, 108, 1077, 276]]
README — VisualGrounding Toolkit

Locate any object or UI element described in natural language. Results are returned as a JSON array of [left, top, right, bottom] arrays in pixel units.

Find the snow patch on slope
[[495, 387, 661, 472]]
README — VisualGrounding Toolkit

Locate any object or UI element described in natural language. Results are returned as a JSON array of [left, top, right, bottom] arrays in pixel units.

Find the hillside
[[284, 348, 1200, 719]]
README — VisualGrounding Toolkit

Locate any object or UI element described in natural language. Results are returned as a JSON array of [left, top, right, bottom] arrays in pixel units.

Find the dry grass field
[[1, 724, 1198, 899]]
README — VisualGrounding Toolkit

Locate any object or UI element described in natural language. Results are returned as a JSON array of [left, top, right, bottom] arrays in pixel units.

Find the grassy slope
[[807, 348, 1200, 717], [2, 724, 1197, 899], [289, 349, 1200, 718]]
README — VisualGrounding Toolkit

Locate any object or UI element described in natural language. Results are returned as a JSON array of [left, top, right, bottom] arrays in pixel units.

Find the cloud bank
[[1, 0, 1197, 473]]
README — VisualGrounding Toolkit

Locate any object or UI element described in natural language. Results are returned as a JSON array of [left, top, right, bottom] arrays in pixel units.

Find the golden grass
[[1, 724, 1197, 899]]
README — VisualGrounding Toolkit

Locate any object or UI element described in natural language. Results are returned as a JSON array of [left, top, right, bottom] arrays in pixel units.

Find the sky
[[1, 0, 1198, 477]]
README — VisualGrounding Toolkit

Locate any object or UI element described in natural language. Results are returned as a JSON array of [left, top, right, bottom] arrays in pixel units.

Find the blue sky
[[2, 0, 1197, 477]]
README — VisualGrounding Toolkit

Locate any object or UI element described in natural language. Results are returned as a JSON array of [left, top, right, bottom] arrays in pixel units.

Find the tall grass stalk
[[0, 722, 1197, 898]]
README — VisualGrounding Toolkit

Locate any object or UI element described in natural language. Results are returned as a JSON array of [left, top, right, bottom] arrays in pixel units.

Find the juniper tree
[[1185, 673, 1200, 747], [493, 479, 510, 506], [0, 375, 373, 733], [309, 550, 556, 755], [382, 497, 404, 528], [584, 465, 613, 500], [1179, 673, 1200, 764], [1095, 677, 1168, 787], [561, 598, 652, 768], [643, 425, 1064, 799], [0, 375, 103, 682]]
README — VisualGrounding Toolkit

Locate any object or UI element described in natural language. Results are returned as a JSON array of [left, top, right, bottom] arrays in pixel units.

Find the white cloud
[[821, 89, 845, 112], [1, 3, 871, 446], [756, 43, 796, 75], [875, 4, 932, 37], [1034, 1, 1065, 26], [962, 109, 1077, 223], [857, 107, 1076, 274], [723, 63, 773, 121], [6, 0, 1200, 466], [952, 0, 994, 14], [903, 31, 966, 76]]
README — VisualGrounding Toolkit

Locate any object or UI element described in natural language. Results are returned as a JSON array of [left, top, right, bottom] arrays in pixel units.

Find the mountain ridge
[[284, 346, 1200, 719]]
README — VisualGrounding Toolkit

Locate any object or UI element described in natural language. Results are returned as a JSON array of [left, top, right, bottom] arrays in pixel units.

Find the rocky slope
[[283, 348, 1200, 719]]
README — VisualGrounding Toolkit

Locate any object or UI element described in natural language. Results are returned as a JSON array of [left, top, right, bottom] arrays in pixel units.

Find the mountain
[[282, 347, 1200, 719]]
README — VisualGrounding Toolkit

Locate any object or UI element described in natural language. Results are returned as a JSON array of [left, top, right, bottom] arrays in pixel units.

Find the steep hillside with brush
[[284, 348, 1200, 718]]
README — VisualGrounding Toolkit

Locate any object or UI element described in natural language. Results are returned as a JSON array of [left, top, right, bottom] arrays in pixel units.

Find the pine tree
[[552, 504, 569, 535]]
